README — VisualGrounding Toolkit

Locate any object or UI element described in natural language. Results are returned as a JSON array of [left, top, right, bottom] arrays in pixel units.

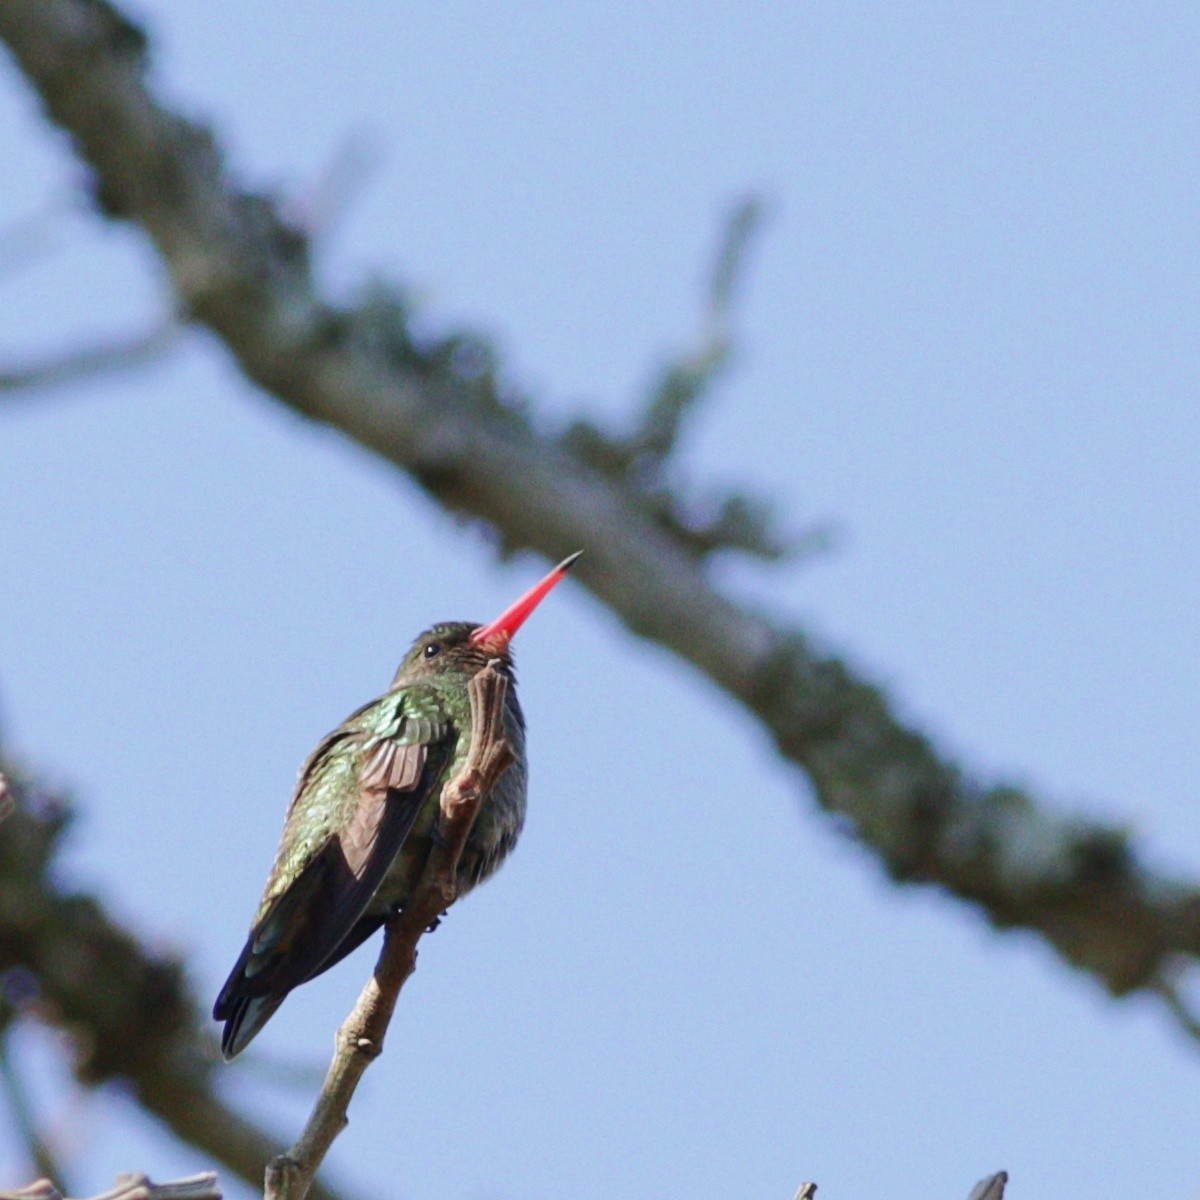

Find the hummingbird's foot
[[425, 912, 445, 934]]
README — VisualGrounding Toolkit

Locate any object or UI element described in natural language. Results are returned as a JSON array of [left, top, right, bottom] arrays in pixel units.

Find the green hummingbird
[[214, 553, 579, 1059]]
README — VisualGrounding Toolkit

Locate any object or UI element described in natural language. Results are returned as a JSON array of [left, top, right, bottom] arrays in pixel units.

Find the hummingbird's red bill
[[469, 551, 582, 654]]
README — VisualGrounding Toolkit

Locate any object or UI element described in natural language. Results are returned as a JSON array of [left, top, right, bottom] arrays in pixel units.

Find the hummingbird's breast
[[371, 689, 528, 914], [458, 695, 528, 891]]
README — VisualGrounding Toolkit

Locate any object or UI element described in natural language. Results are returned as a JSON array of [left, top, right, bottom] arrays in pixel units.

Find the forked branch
[[264, 662, 515, 1200]]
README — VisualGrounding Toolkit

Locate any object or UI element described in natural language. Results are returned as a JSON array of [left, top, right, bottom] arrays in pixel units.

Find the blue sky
[[1, 3, 1198, 1198]]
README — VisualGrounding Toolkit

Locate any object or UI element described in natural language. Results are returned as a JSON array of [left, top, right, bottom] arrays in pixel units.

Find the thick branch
[[2, 0, 1200, 1038], [0, 759, 357, 1200], [266, 663, 515, 1200]]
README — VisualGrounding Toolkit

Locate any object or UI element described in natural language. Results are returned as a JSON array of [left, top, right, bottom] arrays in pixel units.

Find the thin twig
[[562, 195, 809, 562], [0, 322, 179, 397], [792, 1184, 817, 1200], [283, 131, 382, 244], [0, 1171, 220, 1200], [0, 1024, 71, 1194], [631, 194, 768, 464], [265, 662, 516, 1200], [1151, 967, 1200, 1046]]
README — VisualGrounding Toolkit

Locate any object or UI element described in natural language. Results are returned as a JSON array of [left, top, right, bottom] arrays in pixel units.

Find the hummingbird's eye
[[423, 642, 442, 659]]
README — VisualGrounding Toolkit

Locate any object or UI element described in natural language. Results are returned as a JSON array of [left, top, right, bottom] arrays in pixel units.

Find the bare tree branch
[[633, 193, 765, 468], [0, 322, 178, 397], [267, 662, 515, 1200], [2, 0, 1200, 1055], [0, 758, 362, 1200], [0, 1171, 221, 1200], [1150, 964, 1200, 1044], [0, 1018, 72, 1194], [562, 195, 826, 563]]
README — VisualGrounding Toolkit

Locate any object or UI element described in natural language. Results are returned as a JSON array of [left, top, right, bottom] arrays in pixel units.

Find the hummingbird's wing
[[213, 690, 454, 1059]]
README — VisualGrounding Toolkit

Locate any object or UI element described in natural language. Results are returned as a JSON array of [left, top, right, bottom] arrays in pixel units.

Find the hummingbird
[[214, 552, 579, 1059]]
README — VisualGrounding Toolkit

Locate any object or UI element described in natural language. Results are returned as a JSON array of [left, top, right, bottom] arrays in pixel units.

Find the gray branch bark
[[2, 0, 1200, 1049]]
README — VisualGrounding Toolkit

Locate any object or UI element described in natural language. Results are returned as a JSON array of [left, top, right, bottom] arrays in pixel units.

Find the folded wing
[[214, 698, 451, 1058]]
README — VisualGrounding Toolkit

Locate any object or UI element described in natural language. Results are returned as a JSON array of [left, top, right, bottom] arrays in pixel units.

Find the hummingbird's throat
[[470, 629, 512, 657]]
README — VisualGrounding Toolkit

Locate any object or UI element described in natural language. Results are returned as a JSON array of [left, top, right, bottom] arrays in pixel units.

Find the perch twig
[[265, 661, 515, 1200]]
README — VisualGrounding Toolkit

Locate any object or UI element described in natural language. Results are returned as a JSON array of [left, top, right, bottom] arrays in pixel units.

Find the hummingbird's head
[[391, 621, 494, 686], [390, 552, 581, 687]]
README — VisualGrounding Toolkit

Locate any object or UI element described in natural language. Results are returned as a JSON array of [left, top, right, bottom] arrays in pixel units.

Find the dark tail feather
[[213, 912, 386, 1060], [213, 935, 291, 1061], [217, 989, 287, 1060]]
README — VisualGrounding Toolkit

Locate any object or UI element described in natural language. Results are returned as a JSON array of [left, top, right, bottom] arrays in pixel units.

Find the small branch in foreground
[[265, 661, 516, 1200], [0, 1172, 220, 1200]]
